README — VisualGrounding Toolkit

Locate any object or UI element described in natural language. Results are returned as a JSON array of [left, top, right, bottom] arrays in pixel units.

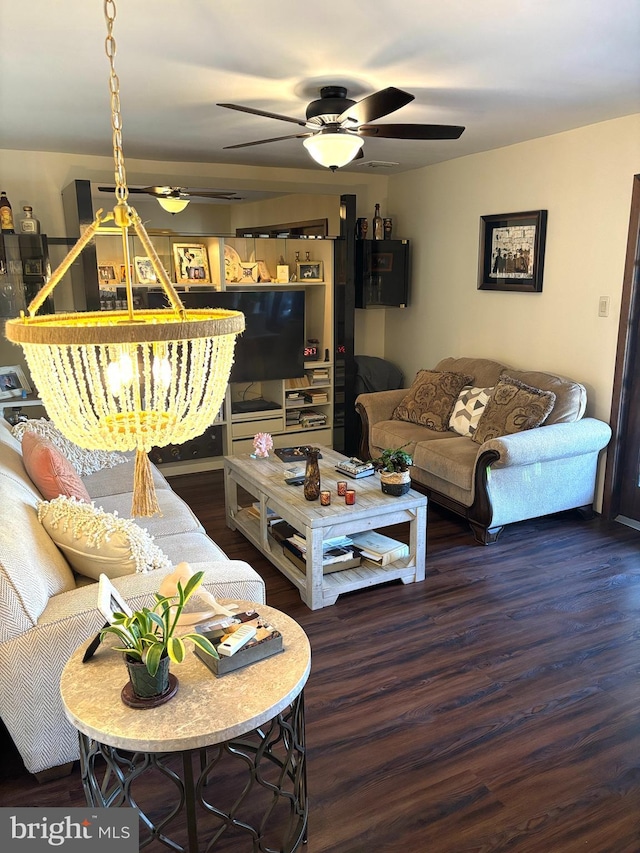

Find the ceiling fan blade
[[98, 185, 150, 194], [338, 87, 414, 126], [358, 123, 465, 140], [217, 103, 308, 127], [97, 185, 241, 200], [187, 191, 242, 199], [223, 132, 312, 150]]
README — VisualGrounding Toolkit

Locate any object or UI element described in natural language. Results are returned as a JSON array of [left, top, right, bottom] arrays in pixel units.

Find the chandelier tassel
[[132, 449, 161, 518]]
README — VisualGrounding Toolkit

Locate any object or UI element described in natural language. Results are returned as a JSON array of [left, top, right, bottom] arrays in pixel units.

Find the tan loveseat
[[0, 417, 265, 779], [356, 356, 612, 544]]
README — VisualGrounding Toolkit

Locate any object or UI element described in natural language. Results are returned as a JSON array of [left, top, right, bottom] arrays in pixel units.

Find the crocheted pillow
[[22, 432, 91, 502], [13, 418, 127, 477], [38, 495, 171, 580]]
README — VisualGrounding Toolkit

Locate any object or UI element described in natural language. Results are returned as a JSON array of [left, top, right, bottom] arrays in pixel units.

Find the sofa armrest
[[355, 389, 408, 458], [477, 418, 612, 469], [356, 389, 407, 425]]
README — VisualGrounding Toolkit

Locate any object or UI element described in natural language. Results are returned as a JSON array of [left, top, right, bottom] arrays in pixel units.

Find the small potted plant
[[371, 446, 413, 496], [100, 569, 219, 704]]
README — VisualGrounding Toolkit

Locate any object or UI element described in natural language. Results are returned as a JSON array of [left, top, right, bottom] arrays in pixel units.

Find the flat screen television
[[150, 289, 306, 384]]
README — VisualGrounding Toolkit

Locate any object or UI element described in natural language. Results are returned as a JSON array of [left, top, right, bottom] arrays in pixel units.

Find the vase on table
[[303, 448, 321, 501]]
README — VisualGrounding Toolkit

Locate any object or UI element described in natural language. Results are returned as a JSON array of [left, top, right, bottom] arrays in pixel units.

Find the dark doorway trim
[[602, 173, 640, 518]]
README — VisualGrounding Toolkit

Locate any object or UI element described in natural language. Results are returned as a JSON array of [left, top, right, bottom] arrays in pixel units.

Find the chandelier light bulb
[[152, 355, 172, 386]]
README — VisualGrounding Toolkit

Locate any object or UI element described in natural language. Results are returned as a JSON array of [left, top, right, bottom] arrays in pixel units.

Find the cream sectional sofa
[[356, 356, 612, 544], [0, 416, 265, 779]]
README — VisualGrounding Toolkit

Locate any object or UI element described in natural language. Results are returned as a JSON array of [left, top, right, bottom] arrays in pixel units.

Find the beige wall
[[385, 115, 640, 424]]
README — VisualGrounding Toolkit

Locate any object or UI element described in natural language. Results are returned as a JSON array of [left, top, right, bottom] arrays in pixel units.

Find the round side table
[[60, 601, 311, 853]]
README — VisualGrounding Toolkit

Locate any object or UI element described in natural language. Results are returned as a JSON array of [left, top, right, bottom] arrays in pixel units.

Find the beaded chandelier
[[5, 0, 244, 516]]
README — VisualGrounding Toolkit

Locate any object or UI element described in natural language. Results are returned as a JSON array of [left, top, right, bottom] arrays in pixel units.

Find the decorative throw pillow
[[12, 418, 127, 477], [392, 370, 474, 431], [472, 375, 556, 445], [38, 495, 171, 579], [22, 431, 91, 502], [449, 386, 493, 437]]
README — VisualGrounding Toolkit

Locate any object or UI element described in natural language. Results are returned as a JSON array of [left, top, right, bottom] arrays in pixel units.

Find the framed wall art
[[478, 210, 547, 292], [297, 261, 323, 282], [173, 243, 211, 285]]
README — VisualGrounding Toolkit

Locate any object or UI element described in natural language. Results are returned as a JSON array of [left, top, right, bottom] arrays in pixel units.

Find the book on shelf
[[280, 538, 361, 575], [268, 523, 361, 574], [304, 391, 328, 404], [246, 503, 281, 523], [309, 369, 330, 385], [285, 376, 311, 390], [300, 409, 327, 427], [348, 531, 409, 566]]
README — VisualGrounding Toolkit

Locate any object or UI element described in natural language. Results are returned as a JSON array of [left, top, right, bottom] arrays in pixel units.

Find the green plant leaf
[[167, 636, 186, 664], [145, 642, 165, 676], [188, 633, 220, 659]]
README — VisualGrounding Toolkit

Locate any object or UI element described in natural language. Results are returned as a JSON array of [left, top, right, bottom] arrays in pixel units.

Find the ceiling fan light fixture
[[157, 196, 190, 214], [303, 132, 364, 171]]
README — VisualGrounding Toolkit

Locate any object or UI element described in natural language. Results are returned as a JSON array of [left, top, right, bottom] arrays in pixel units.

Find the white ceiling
[[1, 0, 639, 177]]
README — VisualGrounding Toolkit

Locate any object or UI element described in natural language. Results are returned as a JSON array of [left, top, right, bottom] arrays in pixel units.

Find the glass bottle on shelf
[[372, 203, 383, 240], [0, 192, 15, 234], [19, 206, 40, 234], [304, 448, 321, 501]]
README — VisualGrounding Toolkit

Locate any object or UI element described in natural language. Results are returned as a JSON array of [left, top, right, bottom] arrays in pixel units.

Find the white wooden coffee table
[[224, 446, 427, 610]]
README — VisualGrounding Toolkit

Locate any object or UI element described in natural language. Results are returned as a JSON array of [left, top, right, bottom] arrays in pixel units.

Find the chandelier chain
[[104, 0, 128, 203]]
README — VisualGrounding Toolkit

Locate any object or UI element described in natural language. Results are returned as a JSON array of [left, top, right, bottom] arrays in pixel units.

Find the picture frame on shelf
[[370, 253, 393, 273], [478, 210, 548, 293], [98, 264, 116, 282], [134, 256, 158, 284], [0, 365, 31, 400], [256, 260, 271, 282], [297, 261, 323, 282], [24, 259, 44, 276], [238, 262, 259, 284], [173, 243, 211, 284], [119, 264, 133, 283]]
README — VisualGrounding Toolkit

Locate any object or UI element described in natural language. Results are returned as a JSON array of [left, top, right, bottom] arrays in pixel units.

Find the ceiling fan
[[218, 85, 465, 170], [97, 185, 243, 214]]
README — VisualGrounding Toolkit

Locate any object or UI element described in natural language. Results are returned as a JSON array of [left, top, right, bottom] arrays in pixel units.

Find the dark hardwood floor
[[2, 470, 640, 852]]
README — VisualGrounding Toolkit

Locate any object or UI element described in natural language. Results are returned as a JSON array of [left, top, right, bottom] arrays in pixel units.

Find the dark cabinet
[[0, 234, 53, 318], [355, 239, 409, 308]]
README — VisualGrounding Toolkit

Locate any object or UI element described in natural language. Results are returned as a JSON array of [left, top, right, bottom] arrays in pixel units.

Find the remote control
[[217, 624, 257, 657]]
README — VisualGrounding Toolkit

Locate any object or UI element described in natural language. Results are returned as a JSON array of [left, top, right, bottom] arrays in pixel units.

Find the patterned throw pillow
[[392, 371, 474, 431], [12, 419, 127, 477], [472, 375, 556, 445], [21, 432, 91, 502], [38, 495, 171, 579], [449, 386, 493, 437]]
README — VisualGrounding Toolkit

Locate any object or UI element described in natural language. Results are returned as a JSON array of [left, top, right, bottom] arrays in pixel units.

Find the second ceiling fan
[[218, 85, 465, 170], [97, 185, 243, 214]]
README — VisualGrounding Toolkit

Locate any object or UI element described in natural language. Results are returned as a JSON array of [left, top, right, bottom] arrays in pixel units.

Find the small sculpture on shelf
[[252, 432, 274, 458]]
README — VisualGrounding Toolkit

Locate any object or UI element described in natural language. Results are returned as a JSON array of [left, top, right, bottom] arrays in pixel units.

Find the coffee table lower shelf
[[229, 507, 423, 610]]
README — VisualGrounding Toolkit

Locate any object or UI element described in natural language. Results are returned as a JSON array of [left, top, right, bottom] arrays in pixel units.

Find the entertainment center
[[61, 180, 337, 473]]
